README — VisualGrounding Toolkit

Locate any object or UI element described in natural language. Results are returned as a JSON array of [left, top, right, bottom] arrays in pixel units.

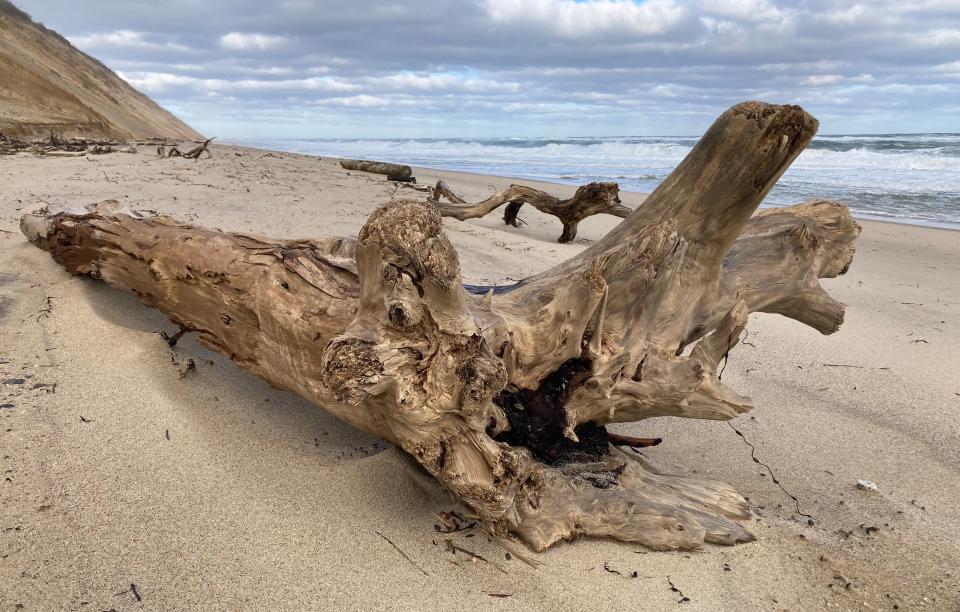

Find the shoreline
[[413, 162, 960, 232], [410, 161, 960, 236], [223, 135, 960, 231], [222, 139, 960, 233], [2, 143, 958, 609]]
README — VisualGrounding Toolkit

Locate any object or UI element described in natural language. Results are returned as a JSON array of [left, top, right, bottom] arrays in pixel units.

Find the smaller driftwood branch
[[183, 138, 214, 160], [162, 138, 213, 159], [340, 158, 413, 179], [430, 180, 631, 243]]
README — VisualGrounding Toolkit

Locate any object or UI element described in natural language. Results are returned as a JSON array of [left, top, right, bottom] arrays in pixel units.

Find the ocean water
[[232, 133, 960, 229]]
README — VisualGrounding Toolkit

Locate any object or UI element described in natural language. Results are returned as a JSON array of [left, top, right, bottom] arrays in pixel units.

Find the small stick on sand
[[607, 433, 663, 448], [376, 531, 429, 576]]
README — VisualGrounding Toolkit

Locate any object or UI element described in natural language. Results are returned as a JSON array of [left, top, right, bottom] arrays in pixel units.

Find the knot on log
[[358, 199, 460, 289], [320, 337, 384, 405]]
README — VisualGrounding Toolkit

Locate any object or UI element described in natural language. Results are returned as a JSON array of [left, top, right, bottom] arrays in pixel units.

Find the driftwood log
[[340, 158, 413, 179], [431, 180, 631, 243], [20, 102, 860, 552], [162, 138, 213, 160], [183, 138, 214, 160]]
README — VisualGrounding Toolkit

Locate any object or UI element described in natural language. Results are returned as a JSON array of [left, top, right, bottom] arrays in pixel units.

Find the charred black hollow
[[492, 358, 610, 465]]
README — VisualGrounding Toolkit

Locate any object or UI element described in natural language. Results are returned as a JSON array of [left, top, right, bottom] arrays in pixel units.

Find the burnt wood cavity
[[493, 358, 610, 465]]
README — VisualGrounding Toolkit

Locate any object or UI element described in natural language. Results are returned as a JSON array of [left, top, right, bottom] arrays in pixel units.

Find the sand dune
[[0, 147, 958, 610], [0, 1, 200, 140]]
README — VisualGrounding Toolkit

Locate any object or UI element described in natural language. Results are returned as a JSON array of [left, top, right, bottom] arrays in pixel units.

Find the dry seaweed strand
[[726, 421, 815, 522]]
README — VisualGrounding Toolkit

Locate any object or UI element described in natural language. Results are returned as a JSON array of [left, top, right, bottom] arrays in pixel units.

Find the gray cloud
[[15, 0, 960, 136]]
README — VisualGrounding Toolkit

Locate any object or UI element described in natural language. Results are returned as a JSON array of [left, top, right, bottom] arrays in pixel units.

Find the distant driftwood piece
[[41, 150, 87, 157], [21, 102, 861, 552], [163, 138, 213, 160], [183, 138, 214, 160], [340, 158, 413, 178], [431, 180, 631, 243], [86, 144, 115, 155]]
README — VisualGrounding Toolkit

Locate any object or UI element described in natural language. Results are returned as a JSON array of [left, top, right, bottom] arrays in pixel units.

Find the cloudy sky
[[18, 0, 960, 137]]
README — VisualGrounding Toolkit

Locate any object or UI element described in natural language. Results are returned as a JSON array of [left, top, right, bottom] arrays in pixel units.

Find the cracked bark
[[20, 101, 860, 551]]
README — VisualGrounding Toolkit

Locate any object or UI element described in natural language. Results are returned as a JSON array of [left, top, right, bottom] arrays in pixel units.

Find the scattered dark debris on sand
[[828, 572, 853, 591], [667, 576, 691, 604], [167, 350, 197, 379], [434, 510, 477, 533], [599, 562, 645, 580], [602, 561, 622, 576], [37, 296, 55, 320], [178, 359, 196, 379], [159, 326, 192, 348], [443, 538, 507, 574], [114, 583, 142, 602], [861, 524, 880, 536]]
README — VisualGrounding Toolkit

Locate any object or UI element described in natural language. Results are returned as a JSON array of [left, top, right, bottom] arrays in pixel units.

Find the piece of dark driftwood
[[431, 180, 631, 243]]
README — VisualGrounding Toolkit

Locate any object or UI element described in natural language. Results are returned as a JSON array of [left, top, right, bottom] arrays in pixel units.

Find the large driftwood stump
[[21, 102, 860, 551], [431, 180, 630, 243]]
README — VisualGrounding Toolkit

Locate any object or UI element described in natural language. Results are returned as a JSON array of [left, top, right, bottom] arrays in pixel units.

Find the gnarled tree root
[[20, 101, 860, 552], [431, 180, 631, 242]]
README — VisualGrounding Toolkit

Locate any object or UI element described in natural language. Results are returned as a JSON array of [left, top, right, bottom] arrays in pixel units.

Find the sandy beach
[[1, 145, 958, 610]]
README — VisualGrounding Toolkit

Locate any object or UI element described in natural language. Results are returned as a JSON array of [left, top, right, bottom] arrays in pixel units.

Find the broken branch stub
[[431, 180, 631, 243], [20, 102, 860, 552]]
